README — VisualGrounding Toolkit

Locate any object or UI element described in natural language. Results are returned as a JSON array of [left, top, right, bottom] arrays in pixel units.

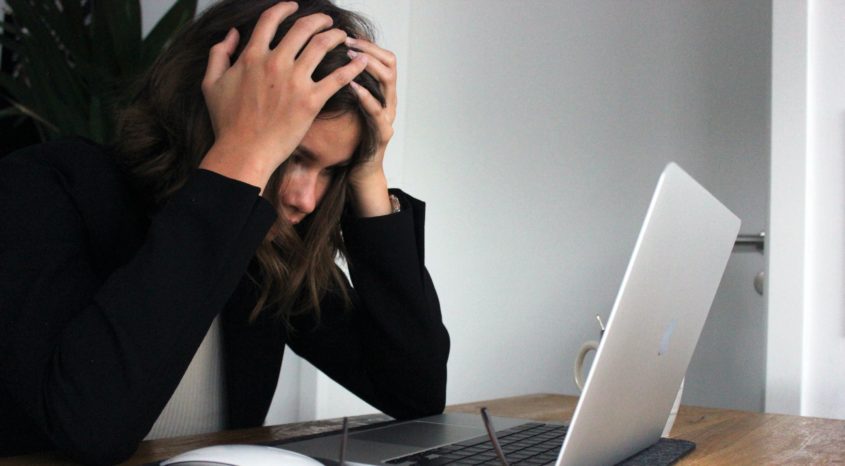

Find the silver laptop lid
[[558, 163, 740, 466]]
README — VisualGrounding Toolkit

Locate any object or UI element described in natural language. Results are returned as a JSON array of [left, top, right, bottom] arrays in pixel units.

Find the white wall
[[399, 0, 771, 407], [767, 0, 845, 420], [767, 0, 808, 416], [802, 0, 845, 419]]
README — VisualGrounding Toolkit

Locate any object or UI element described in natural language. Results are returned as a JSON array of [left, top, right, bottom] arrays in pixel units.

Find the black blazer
[[0, 139, 449, 465]]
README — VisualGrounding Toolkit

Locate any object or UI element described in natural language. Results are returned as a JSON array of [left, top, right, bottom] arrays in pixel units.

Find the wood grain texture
[[2, 394, 843, 465]]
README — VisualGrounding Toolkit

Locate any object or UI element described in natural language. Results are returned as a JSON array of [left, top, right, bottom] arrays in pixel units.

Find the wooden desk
[[2, 394, 844, 465], [448, 394, 845, 464]]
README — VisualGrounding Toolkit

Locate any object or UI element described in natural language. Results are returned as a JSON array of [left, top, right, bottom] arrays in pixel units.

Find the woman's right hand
[[199, 1, 368, 192]]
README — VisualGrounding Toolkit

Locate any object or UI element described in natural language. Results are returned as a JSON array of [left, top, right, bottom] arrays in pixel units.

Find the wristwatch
[[389, 194, 401, 214]]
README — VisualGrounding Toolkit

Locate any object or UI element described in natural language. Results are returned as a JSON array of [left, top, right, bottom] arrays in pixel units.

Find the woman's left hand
[[346, 37, 397, 217]]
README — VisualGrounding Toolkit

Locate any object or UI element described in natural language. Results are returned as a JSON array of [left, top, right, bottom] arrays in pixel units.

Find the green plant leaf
[[0, 106, 24, 119], [90, 1, 117, 79], [0, 0, 192, 144], [15, 32, 88, 138], [4, 100, 58, 134], [59, 1, 90, 64], [33, 0, 89, 66], [141, 0, 197, 69], [4, 0, 88, 126], [93, 0, 143, 78]]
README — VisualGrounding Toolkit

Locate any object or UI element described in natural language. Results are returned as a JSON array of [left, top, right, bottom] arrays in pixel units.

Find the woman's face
[[277, 112, 361, 225]]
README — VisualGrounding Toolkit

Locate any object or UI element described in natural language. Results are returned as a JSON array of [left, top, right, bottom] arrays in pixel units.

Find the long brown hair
[[116, 0, 386, 324]]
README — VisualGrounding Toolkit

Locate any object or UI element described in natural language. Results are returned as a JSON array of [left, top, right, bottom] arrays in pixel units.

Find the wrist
[[349, 170, 392, 217], [200, 141, 279, 193]]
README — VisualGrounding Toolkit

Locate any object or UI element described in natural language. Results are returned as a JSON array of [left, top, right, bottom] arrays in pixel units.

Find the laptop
[[277, 162, 741, 465]]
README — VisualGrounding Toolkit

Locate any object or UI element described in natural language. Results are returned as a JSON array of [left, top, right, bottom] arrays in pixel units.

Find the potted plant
[[0, 0, 197, 146]]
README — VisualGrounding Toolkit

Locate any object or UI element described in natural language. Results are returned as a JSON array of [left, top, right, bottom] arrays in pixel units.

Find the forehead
[[297, 113, 362, 167]]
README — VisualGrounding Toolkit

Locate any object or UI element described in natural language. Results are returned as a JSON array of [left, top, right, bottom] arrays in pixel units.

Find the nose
[[284, 169, 319, 216]]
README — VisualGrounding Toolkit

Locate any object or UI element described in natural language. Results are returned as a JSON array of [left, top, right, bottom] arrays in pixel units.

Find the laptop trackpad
[[351, 421, 484, 448]]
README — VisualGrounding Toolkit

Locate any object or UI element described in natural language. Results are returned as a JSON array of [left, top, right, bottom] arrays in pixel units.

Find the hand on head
[[339, 35, 399, 217], [345, 36, 397, 187], [199, 1, 369, 192]]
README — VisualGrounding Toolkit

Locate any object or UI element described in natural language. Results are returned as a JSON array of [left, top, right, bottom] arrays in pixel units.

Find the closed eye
[[290, 146, 351, 177]]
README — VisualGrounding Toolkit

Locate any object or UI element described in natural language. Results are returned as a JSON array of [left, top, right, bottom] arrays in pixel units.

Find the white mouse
[[160, 444, 326, 466]]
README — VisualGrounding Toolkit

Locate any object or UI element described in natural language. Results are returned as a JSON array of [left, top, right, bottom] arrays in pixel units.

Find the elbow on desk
[[387, 392, 447, 421], [406, 333, 450, 419], [382, 363, 449, 420], [410, 381, 447, 419], [417, 393, 447, 419]]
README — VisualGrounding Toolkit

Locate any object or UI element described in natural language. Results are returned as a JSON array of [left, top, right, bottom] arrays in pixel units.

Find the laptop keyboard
[[385, 422, 568, 466]]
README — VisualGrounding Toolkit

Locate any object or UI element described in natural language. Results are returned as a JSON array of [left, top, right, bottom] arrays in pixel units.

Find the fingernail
[[350, 81, 361, 90], [345, 37, 356, 46], [347, 49, 359, 59]]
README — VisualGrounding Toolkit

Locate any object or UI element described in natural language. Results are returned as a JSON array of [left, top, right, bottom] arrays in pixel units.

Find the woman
[[0, 1, 449, 464]]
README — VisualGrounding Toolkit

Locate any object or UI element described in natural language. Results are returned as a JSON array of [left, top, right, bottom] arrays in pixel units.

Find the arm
[[284, 39, 448, 417], [345, 36, 398, 218], [286, 190, 450, 419], [0, 143, 276, 464]]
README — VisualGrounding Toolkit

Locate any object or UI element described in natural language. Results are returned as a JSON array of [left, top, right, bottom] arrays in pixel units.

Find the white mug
[[573, 340, 598, 392], [573, 334, 683, 437]]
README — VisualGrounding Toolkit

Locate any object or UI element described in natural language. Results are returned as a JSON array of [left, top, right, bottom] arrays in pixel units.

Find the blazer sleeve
[[285, 190, 450, 419], [0, 146, 276, 464]]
